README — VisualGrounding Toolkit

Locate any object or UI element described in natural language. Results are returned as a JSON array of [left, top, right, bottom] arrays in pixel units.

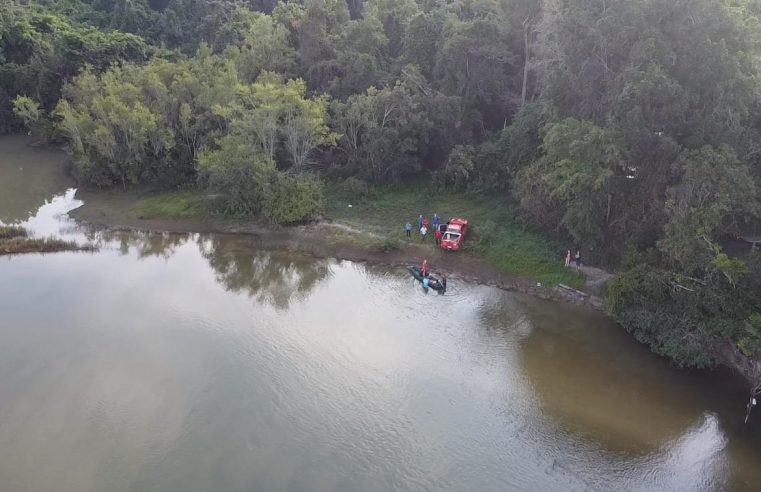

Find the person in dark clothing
[[442, 276, 447, 291], [574, 250, 582, 270]]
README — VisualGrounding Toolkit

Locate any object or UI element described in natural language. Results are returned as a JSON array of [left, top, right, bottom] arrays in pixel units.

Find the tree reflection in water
[[95, 229, 192, 258], [198, 234, 331, 309]]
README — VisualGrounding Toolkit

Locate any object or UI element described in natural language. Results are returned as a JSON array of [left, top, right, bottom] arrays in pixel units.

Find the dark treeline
[[4, 0, 761, 396]]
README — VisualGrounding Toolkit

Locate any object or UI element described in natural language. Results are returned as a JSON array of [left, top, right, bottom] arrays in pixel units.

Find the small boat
[[409, 266, 445, 291]]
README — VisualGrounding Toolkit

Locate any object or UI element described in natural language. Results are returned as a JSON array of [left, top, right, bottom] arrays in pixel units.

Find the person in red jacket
[[434, 227, 443, 245], [421, 259, 428, 277]]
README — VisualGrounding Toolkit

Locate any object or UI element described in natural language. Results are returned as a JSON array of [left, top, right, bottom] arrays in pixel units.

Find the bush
[[374, 236, 401, 253], [197, 136, 275, 217], [263, 173, 325, 224]]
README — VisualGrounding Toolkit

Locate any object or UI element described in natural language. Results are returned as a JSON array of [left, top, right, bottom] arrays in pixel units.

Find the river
[[1, 135, 760, 491]]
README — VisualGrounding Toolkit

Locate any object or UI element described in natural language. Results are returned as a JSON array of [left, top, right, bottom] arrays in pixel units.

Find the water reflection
[[96, 229, 192, 259], [198, 235, 332, 309]]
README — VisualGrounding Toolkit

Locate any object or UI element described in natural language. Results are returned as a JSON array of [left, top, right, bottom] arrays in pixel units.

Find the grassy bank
[[73, 184, 585, 288], [324, 183, 584, 288]]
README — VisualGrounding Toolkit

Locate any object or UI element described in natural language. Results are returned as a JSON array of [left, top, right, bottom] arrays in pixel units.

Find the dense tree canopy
[[5, 0, 761, 384]]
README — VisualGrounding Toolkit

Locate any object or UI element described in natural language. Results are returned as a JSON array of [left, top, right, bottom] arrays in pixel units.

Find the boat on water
[[409, 266, 446, 291]]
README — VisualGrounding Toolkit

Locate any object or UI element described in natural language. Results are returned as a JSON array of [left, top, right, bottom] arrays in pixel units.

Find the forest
[[3, 0, 761, 393]]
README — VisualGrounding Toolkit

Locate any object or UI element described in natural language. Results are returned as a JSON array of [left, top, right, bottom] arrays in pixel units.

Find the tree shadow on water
[[198, 234, 332, 310]]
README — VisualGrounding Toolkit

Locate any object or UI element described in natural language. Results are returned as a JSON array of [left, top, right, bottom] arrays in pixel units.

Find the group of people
[[420, 259, 447, 291], [405, 213, 444, 244], [565, 250, 582, 270]]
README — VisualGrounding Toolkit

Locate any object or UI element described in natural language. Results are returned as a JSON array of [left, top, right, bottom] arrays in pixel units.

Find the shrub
[[263, 173, 325, 224], [197, 136, 275, 217]]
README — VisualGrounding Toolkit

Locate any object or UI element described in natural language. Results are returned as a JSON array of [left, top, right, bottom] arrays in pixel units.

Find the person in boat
[[441, 276, 447, 291], [421, 259, 428, 277], [423, 274, 430, 289]]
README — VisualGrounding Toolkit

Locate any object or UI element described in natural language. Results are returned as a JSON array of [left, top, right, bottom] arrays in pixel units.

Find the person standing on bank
[[420, 224, 428, 241], [565, 250, 572, 267], [432, 213, 440, 233], [434, 226, 443, 245], [405, 222, 412, 238], [417, 215, 424, 231], [575, 250, 582, 271]]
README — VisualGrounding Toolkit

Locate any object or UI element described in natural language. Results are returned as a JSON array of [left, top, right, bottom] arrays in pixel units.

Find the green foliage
[[332, 69, 437, 181], [129, 191, 210, 220], [219, 7, 296, 82], [0, 3, 150, 133], [609, 250, 761, 368], [739, 313, 761, 358], [516, 118, 626, 246], [338, 176, 370, 201], [221, 72, 337, 169], [197, 134, 276, 217], [263, 173, 325, 223], [434, 145, 476, 191], [659, 145, 758, 271]]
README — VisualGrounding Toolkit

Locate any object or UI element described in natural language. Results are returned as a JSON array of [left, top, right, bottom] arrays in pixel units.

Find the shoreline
[[69, 190, 606, 310]]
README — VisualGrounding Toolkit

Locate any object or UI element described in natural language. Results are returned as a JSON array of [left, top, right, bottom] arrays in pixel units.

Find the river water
[[1, 135, 760, 491]]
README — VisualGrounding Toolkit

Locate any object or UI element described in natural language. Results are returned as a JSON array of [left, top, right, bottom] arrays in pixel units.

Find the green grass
[[325, 182, 584, 288], [129, 191, 210, 220]]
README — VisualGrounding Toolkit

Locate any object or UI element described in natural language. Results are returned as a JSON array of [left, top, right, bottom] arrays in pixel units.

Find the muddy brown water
[[1, 136, 761, 491]]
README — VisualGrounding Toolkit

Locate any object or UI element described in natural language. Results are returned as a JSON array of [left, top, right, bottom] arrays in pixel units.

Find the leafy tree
[[0, 3, 149, 133], [516, 118, 627, 245], [197, 133, 276, 216], [217, 8, 296, 82], [332, 70, 434, 181], [54, 51, 238, 186], [659, 146, 759, 272], [434, 145, 477, 190]]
